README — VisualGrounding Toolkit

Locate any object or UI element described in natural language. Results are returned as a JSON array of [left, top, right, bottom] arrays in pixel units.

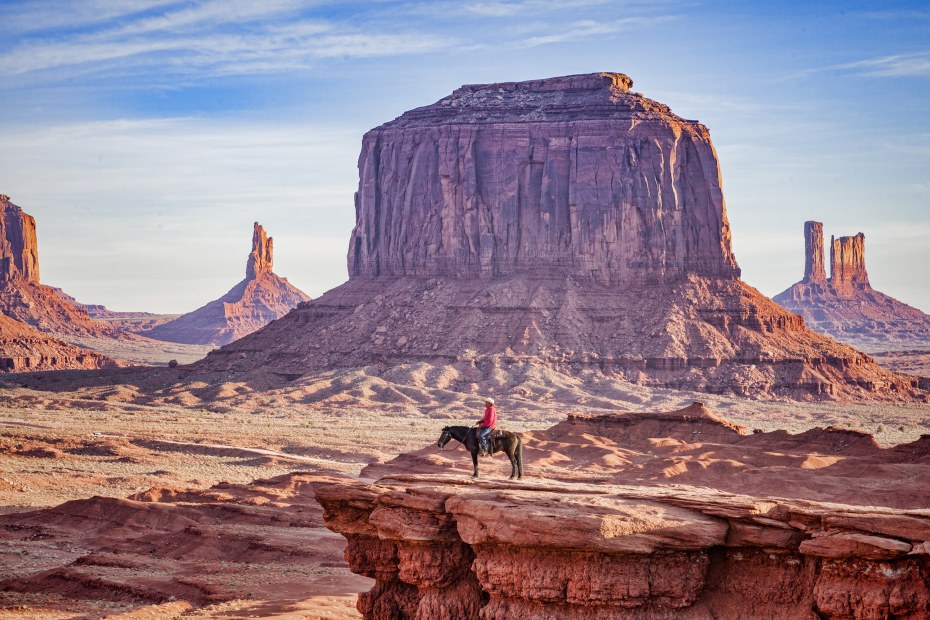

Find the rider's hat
[[484, 397, 495, 405]]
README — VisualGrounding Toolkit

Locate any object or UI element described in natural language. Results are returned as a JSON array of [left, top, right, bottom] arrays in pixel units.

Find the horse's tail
[[516, 434, 524, 478]]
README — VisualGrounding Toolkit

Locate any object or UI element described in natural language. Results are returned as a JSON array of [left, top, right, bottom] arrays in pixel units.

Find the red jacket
[[479, 404, 497, 428]]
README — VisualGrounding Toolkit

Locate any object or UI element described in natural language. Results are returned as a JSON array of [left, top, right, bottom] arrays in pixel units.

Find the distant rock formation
[[0, 195, 114, 339], [50, 287, 177, 331], [246, 223, 273, 279], [198, 73, 923, 400], [318, 404, 930, 619], [774, 222, 930, 352], [142, 223, 311, 346], [0, 312, 111, 372], [0, 194, 40, 283]]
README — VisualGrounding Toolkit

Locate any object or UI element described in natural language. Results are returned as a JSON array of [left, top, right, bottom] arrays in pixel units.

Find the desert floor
[[0, 363, 928, 618]]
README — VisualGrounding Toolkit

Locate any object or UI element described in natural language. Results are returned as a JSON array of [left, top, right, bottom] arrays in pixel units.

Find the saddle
[[478, 429, 504, 457]]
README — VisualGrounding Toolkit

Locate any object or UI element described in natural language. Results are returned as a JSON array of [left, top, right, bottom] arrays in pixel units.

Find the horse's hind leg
[[507, 447, 517, 479], [471, 450, 479, 478], [516, 439, 524, 479]]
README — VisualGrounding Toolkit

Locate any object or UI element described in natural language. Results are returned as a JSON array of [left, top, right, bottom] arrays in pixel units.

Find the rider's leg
[[480, 427, 491, 453]]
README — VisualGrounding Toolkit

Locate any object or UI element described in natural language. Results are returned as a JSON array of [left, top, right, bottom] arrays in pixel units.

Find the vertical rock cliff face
[[775, 223, 930, 351], [348, 73, 740, 284], [803, 221, 826, 283], [0, 195, 40, 284], [143, 223, 310, 346], [829, 233, 869, 296], [200, 73, 924, 401]]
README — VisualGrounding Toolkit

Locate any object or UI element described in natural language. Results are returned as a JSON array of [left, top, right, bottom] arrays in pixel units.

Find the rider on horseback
[[476, 397, 496, 455]]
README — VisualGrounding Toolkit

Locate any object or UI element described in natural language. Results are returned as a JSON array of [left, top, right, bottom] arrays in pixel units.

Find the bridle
[[437, 430, 452, 449]]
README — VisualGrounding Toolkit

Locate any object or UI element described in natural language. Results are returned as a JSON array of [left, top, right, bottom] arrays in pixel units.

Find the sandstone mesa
[[197, 73, 924, 401]]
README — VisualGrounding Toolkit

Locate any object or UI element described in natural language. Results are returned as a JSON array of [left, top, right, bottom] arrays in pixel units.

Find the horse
[[437, 426, 523, 479]]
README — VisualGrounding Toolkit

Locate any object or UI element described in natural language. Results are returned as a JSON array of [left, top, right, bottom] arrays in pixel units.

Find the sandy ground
[[68, 335, 214, 367], [0, 362, 929, 618]]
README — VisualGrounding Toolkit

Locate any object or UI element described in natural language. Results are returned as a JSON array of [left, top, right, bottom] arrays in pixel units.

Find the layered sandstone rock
[[143, 223, 310, 346], [775, 223, 930, 352], [0, 313, 111, 371], [197, 73, 923, 401], [318, 404, 930, 619]]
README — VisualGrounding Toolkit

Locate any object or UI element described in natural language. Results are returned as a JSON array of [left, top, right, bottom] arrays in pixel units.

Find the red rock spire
[[246, 222, 273, 279], [830, 233, 869, 295], [0, 194, 41, 284], [802, 221, 826, 283]]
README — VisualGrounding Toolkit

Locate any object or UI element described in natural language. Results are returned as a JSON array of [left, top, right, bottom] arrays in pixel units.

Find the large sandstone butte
[[143, 223, 311, 346], [774, 221, 930, 352], [318, 403, 930, 619], [201, 73, 923, 400]]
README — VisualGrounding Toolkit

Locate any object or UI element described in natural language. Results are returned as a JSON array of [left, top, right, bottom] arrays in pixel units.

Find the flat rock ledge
[[317, 475, 930, 619]]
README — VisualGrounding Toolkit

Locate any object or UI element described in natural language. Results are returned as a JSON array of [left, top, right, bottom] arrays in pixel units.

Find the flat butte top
[[377, 72, 696, 128]]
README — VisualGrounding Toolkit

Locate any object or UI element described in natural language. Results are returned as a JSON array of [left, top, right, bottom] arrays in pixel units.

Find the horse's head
[[437, 427, 452, 449]]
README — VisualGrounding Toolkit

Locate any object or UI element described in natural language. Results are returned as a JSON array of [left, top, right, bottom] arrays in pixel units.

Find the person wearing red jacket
[[476, 397, 496, 455]]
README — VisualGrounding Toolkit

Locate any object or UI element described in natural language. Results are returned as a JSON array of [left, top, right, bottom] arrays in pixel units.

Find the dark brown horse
[[437, 426, 523, 479]]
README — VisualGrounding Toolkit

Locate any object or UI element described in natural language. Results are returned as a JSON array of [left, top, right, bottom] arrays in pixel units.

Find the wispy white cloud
[[1, 0, 452, 83], [514, 16, 677, 47], [462, 0, 612, 17], [0, 0, 182, 33], [833, 52, 930, 78]]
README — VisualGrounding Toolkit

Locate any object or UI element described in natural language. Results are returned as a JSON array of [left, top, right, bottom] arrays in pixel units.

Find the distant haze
[[1, 1, 928, 314]]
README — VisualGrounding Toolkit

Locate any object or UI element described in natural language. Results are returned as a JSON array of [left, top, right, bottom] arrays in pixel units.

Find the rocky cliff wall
[[348, 73, 740, 283], [0, 313, 112, 371], [317, 406, 930, 619], [0, 195, 40, 284]]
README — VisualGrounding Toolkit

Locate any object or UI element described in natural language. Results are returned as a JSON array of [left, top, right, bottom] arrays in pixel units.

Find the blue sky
[[1, 0, 928, 313]]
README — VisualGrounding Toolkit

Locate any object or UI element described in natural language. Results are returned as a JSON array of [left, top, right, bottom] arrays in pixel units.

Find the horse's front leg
[[472, 449, 479, 478]]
